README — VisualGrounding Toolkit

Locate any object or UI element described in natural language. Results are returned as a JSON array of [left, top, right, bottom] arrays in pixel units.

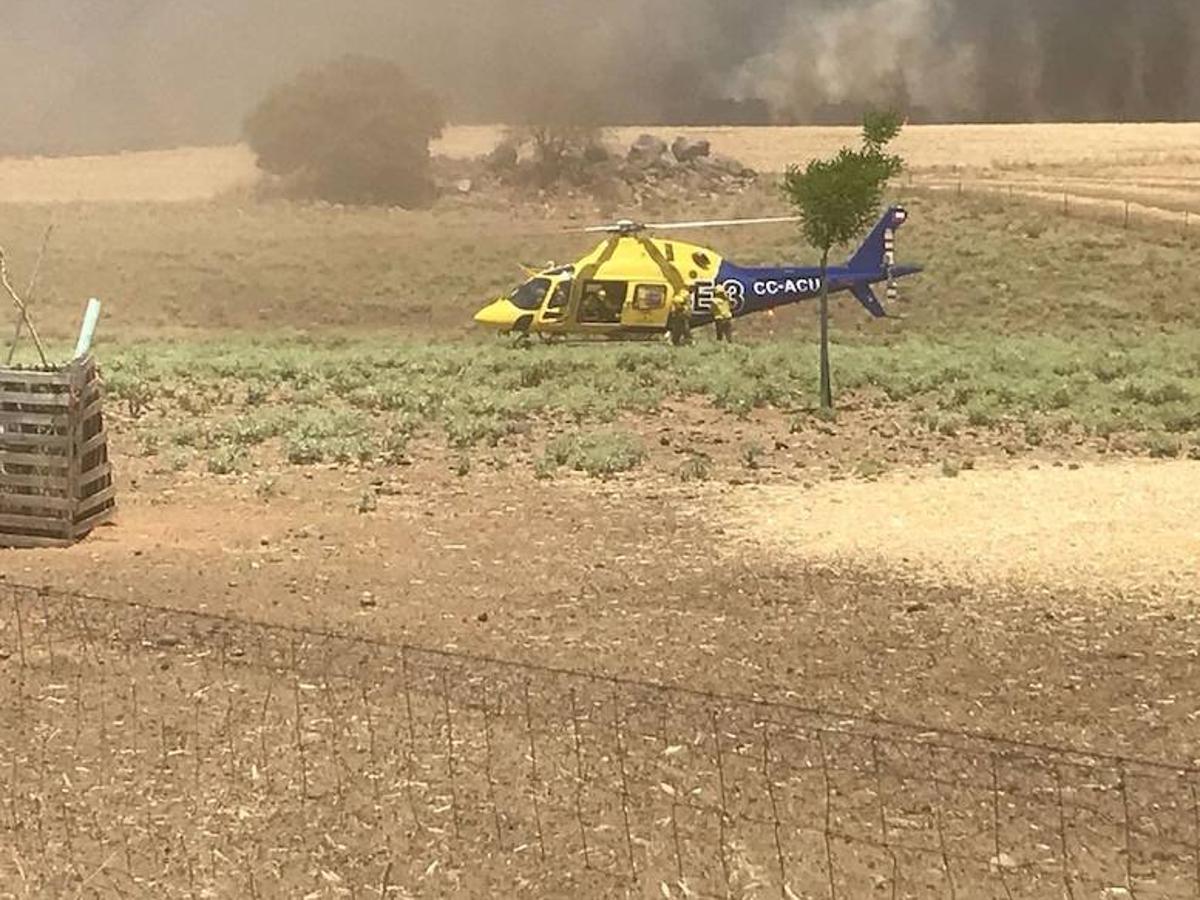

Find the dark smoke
[[1, 0, 1197, 155]]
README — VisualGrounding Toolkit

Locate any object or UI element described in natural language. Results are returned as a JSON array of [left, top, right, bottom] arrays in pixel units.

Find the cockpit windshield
[[510, 278, 551, 311]]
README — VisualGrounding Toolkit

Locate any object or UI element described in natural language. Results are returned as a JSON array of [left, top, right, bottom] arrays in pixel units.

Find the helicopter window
[[632, 284, 667, 312], [546, 281, 571, 310], [692, 251, 712, 270], [510, 278, 551, 311], [578, 280, 628, 324]]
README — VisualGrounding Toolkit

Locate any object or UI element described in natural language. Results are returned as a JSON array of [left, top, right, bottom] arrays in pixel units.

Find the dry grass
[[0, 145, 259, 203], [4, 123, 1200, 204]]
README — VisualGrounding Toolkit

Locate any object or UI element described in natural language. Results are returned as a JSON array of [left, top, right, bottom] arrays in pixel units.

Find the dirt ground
[[6, 427, 1200, 767]]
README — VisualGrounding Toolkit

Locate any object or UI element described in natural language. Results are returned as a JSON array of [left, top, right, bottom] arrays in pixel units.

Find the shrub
[[207, 446, 246, 475], [543, 430, 645, 479], [244, 56, 444, 207], [741, 443, 765, 470], [855, 458, 888, 479], [1145, 433, 1182, 459], [678, 453, 713, 483]]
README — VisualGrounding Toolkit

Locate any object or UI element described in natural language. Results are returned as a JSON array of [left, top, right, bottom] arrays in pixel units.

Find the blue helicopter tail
[[845, 205, 919, 318], [847, 206, 909, 272]]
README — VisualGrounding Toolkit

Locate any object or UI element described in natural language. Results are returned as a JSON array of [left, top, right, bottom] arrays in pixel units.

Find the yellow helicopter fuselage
[[474, 235, 726, 339]]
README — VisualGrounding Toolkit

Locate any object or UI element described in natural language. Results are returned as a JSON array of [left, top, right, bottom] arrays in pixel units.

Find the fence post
[[1124, 200, 1130, 229]]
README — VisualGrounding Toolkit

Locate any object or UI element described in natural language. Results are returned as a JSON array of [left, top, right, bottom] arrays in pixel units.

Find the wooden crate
[[0, 356, 115, 548]]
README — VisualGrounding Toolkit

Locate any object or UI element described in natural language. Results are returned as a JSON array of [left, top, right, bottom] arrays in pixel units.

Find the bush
[[542, 429, 645, 479], [244, 56, 444, 207], [678, 453, 713, 483], [505, 123, 605, 186]]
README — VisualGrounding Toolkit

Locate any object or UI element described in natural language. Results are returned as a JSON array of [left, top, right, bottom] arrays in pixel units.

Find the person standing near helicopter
[[711, 285, 734, 343], [667, 289, 693, 346]]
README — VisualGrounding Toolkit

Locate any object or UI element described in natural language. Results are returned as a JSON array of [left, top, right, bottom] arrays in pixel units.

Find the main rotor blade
[[645, 215, 803, 231], [570, 215, 802, 235]]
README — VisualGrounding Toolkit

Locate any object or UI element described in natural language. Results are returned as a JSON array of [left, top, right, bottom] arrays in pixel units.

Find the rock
[[988, 853, 1017, 873], [671, 136, 711, 162], [360, 591, 377, 609], [628, 133, 668, 164], [455, 178, 473, 195], [707, 154, 756, 178], [1102, 889, 1133, 900]]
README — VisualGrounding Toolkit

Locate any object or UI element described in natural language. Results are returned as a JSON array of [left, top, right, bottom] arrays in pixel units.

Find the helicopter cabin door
[[621, 283, 671, 331], [537, 279, 572, 327]]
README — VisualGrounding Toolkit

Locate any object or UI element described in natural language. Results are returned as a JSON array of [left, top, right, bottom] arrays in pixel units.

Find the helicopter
[[473, 206, 921, 341]]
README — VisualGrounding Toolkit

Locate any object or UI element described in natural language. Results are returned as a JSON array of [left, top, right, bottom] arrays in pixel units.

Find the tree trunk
[[818, 247, 833, 411]]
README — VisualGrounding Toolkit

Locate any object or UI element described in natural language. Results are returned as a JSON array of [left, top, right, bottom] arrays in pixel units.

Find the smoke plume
[[1, 0, 1197, 155]]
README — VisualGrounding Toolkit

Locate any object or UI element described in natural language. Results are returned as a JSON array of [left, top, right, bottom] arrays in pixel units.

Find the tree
[[502, 123, 605, 186], [781, 110, 904, 410], [244, 56, 444, 207]]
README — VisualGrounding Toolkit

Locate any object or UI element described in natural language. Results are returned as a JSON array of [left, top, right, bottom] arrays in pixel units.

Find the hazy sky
[[1, 0, 1196, 154]]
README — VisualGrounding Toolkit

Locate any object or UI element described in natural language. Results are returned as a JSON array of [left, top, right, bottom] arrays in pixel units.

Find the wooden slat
[[72, 502, 116, 537], [77, 391, 106, 424], [0, 386, 70, 399], [0, 431, 71, 450], [0, 492, 75, 511], [0, 510, 70, 531], [78, 462, 113, 491], [0, 471, 69, 490], [0, 409, 70, 428], [0, 449, 69, 468], [0, 531, 72, 549], [0, 365, 73, 383], [0, 390, 71, 408], [77, 429, 108, 456], [75, 483, 117, 514]]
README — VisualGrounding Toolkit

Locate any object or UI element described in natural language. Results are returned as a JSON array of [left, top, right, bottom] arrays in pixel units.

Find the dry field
[[3, 122, 1200, 203], [1, 126, 1199, 897]]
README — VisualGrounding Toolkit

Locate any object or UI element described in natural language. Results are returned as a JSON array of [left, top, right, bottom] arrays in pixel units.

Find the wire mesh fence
[[1, 580, 1198, 898]]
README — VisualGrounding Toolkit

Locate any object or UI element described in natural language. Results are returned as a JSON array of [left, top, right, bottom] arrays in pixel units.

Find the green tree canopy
[[782, 110, 904, 257], [780, 110, 905, 410]]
